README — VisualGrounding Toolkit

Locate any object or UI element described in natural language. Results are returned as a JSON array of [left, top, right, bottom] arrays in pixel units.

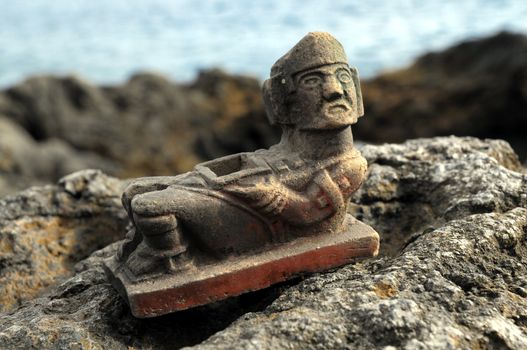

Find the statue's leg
[[121, 177, 181, 220], [129, 189, 192, 273], [131, 186, 273, 258], [117, 177, 181, 262]]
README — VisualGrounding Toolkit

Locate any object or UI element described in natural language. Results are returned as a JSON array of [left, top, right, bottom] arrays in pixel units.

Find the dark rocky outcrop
[[357, 31, 527, 159], [189, 69, 279, 160], [0, 70, 279, 196], [0, 137, 526, 349], [0, 117, 118, 197]]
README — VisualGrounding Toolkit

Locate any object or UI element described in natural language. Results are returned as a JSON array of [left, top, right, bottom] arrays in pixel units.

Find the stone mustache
[[105, 32, 380, 318]]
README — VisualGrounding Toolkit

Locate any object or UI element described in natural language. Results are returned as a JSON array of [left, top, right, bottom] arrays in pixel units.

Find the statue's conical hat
[[271, 32, 348, 77]]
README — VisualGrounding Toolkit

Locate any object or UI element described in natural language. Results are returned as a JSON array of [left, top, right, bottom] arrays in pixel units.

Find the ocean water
[[1, 0, 527, 87]]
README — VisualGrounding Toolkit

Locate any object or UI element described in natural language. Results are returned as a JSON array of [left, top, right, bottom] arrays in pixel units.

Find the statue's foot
[[165, 251, 193, 273], [126, 242, 192, 278]]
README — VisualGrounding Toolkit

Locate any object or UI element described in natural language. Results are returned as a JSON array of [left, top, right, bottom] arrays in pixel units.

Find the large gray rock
[[0, 117, 118, 197], [358, 32, 527, 161], [0, 137, 526, 349], [0, 169, 128, 313]]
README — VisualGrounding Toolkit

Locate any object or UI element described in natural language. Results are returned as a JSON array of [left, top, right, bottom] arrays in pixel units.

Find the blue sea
[[1, 0, 527, 87]]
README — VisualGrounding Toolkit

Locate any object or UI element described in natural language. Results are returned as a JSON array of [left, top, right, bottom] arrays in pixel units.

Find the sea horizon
[[1, 0, 527, 88]]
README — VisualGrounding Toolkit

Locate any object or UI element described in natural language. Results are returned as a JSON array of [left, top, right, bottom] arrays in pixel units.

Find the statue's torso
[[192, 145, 366, 196]]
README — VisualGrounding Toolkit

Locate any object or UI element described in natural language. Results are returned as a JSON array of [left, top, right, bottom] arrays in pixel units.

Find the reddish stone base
[[104, 216, 379, 318]]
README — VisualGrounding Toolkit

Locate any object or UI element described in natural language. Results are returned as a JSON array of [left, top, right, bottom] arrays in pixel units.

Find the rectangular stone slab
[[104, 217, 379, 318]]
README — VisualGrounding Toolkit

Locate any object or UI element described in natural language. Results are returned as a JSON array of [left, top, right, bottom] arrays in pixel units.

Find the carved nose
[[322, 76, 344, 101]]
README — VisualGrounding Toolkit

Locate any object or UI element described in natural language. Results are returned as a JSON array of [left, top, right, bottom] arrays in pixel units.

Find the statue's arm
[[329, 154, 368, 198], [223, 169, 345, 226], [280, 169, 345, 225]]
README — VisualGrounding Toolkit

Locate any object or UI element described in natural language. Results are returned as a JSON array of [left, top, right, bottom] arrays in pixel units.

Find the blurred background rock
[[1, 1, 526, 197]]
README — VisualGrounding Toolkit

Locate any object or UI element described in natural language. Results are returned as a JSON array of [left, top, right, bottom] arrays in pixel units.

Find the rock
[[357, 32, 527, 162], [0, 73, 198, 178], [0, 71, 280, 197], [1, 136, 526, 349], [198, 208, 527, 350], [190, 69, 279, 160], [0, 117, 119, 197], [353, 136, 525, 256], [0, 169, 128, 313]]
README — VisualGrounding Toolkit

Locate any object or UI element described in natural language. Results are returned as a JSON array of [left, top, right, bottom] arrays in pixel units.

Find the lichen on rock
[[0, 169, 128, 313]]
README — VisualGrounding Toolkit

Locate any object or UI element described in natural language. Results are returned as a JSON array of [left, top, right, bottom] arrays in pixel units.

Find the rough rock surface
[[1, 136, 526, 349], [0, 170, 128, 313]]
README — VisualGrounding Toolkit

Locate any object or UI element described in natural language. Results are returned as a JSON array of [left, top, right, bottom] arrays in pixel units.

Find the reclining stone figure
[[106, 32, 379, 317]]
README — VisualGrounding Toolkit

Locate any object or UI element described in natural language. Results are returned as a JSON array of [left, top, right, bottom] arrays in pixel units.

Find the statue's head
[[263, 32, 364, 130]]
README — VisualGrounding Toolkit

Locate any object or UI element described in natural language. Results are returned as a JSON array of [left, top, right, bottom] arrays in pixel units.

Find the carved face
[[287, 63, 358, 131]]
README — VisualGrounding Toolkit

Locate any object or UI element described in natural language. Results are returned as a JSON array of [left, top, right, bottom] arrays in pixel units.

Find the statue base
[[104, 215, 379, 318]]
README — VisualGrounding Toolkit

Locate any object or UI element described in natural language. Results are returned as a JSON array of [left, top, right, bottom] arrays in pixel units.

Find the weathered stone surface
[[0, 136, 526, 349], [0, 169, 128, 313], [353, 136, 525, 257]]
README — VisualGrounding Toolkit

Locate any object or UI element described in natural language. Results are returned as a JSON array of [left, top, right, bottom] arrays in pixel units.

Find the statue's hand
[[223, 178, 288, 217], [328, 156, 367, 196]]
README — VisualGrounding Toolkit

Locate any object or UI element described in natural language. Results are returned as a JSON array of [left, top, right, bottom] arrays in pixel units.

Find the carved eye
[[300, 75, 322, 87], [337, 70, 352, 84]]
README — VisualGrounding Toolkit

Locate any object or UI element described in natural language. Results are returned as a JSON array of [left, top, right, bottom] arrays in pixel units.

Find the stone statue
[[105, 32, 380, 318]]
